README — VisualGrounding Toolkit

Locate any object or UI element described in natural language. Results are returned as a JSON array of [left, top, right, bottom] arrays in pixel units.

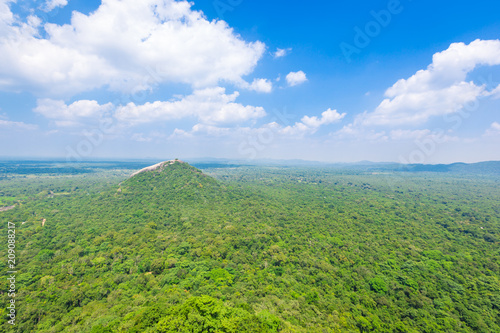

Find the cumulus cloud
[[286, 71, 307, 87], [301, 108, 345, 127], [34, 99, 114, 127], [0, 119, 38, 130], [166, 108, 345, 139], [169, 128, 193, 139], [274, 47, 291, 58], [241, 78, 273, 93], [485, 122, 500, 136], [280, 108, 345, 136], [42, 0, 68, 12], [0, 0, 14, 30], [0, 0, 265, 97], [488, 84, 500, 99], [360, 39, 500, 126], [35, 99, 113, 119], [361, 82, 484, 126], [115, 87, 266, 125], [36, 87, 266, 127], [170, 123, 276, 140]]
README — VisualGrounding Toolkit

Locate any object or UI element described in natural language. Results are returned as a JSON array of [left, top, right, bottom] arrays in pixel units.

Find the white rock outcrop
[[130, 160, 184, 177]]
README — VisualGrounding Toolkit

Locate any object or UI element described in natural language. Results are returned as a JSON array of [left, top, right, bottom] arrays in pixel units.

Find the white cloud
[[190, 124, 234, 137], [36, 87, 266, 127], [362, 82, 484, 126], [170, 128, 193, 139], [390, 129, 458, 143], [334, 124, 388, 142], [165, 108, 345, 139], [280, 108, 345, 136], [286, 71, 307, 87], [131, 133, 153, 142], [389, 129, 431, 140], [132, 131, 171, 142], [488, 84, 500, 99], [241, 78, 273, 93], [361, 39, 500, 126], [274, 47, 291, 58], [34, 99, 113, 126], [0, 119, 38, 130], [301, 108, 345, 127], [334, 124, 460, 144], [170, 123, 274, 139], [485, 122, 500, 136], [0, 0, 14, 35], [42, 0, 68, 12], [115, 87, 266, 125], [0, 0, 265, 97]]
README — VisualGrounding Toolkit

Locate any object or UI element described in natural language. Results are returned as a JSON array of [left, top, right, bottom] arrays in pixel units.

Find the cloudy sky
[[0, 0, 499, 163]]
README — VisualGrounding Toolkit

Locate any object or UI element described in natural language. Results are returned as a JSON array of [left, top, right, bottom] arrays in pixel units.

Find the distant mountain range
[[188, 159, 500, 175], [0, 159, 499, 176], [397, 161, 500, 174], [323, 161, 500, 174]]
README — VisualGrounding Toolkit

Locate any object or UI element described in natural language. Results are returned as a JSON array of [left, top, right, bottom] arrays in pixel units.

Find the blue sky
[[0, 0, 499, 163]]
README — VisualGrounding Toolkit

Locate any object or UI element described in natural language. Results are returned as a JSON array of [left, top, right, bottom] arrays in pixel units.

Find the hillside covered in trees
[[0, 160, 499, 332]]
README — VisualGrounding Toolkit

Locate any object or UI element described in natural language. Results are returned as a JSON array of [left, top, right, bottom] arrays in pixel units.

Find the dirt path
[[42, 218, 46, 227], [0, 205, 15, 212]]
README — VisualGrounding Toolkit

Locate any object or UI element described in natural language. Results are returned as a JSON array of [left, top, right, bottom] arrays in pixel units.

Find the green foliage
[[155, 295, 277, 333], [35, 249, 55, 261], [90, 325, 114, 333], [151, 259, 165, 275], [209, 268, 233, 286], [369, 277, 387, 294], [0, 162, 499, 332]]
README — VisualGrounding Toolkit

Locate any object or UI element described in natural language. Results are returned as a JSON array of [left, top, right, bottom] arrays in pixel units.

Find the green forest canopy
[[0, 160, 499, 332]]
